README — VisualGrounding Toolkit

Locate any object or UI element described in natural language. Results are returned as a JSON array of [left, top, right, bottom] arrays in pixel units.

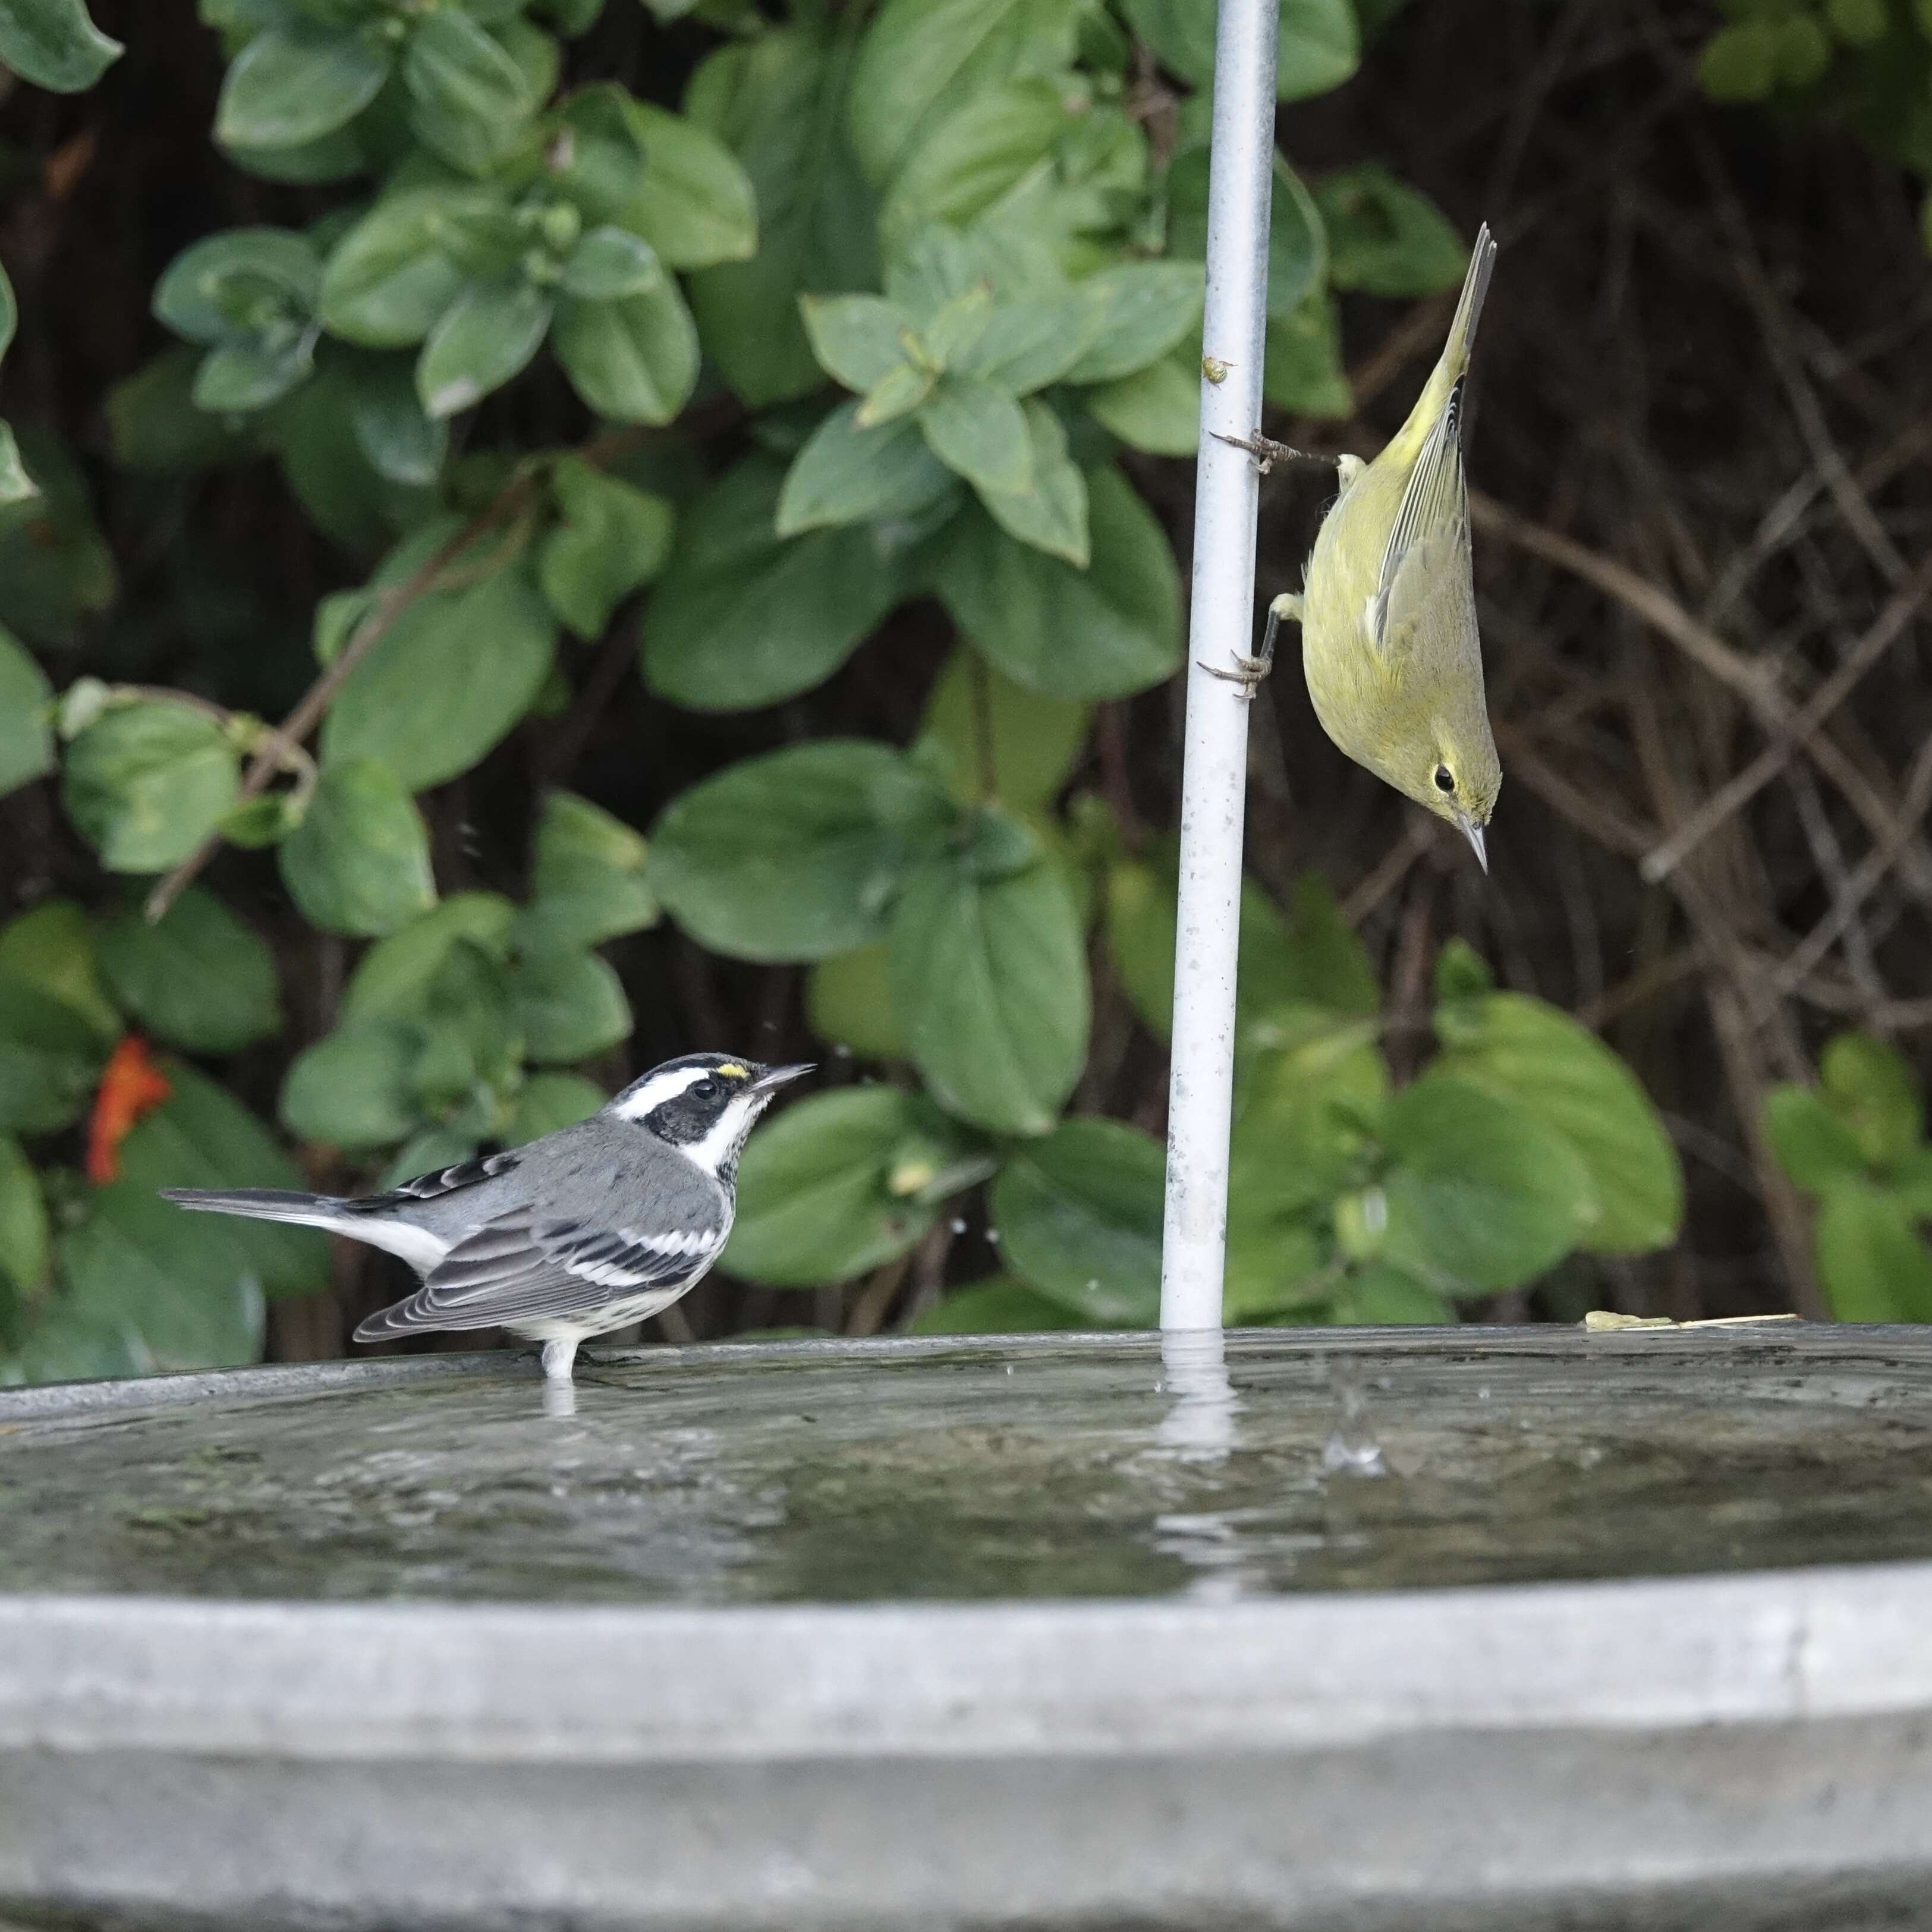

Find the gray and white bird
[[161, 1053, 811, 1382]]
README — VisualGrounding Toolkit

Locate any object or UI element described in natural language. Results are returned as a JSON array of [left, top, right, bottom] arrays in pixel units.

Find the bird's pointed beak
[[751, 1062, 814, 1094], [1459, 819, 1489, 874]]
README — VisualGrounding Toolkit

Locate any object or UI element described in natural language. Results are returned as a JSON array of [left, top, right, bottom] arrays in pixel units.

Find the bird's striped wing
[[343, 1148, 522, 1218], [355, 1209, 725, 1336], [1368, 376, 1471, 655]]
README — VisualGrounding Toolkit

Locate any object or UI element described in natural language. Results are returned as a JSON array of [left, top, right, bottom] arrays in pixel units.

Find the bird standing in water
[[162, 1053, 811, 1383], [1212, 222, 1502, 871]]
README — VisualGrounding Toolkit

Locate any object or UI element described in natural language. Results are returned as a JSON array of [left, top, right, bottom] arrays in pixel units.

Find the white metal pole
[[1160, 0, 1279, 1332]]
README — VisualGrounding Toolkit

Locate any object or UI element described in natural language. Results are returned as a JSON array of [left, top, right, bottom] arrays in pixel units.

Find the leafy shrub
[[0, 0, 1685, 1377], [1766, 1032, 1932, 1319]]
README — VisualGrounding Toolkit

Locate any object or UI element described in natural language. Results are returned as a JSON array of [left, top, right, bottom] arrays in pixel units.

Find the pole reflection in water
[[1155, 1328, 1243, 1461], [1150, 1329, 1261, 1600]]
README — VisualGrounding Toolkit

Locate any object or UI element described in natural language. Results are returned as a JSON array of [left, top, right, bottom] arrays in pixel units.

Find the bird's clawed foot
[[1213, 430, 1332, 476], [1201, 653, 1272, 700]]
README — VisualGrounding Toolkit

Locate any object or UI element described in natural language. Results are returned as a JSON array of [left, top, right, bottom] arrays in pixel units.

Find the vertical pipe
[[1160, 0, 1279, 1332]]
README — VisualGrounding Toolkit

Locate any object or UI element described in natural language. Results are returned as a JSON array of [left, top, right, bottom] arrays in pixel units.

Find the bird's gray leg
[[1203, 593, 1302, 700], [1213, 430, 1335, 476], [541, 1337, 579, 1382]]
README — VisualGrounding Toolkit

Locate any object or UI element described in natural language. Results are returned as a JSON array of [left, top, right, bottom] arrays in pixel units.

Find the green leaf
[[685, 26, 880, 407], [776, 400, 958, 537], [1120, 0, 1358, 98], [62, 700, 239, 874], [1327, 1262, 1456, 1327], [416, 278, 551, 418], [153, 228, 322, 347], [919, 374, 1034, 496], [854, 359, 937, 430], [1264, 292, 1353, 418], [404, 8, 537, 174], [411, 937, 521, 1114], [1433, 990, 1684, 1256], [937, 464, 1179, 697], [890, 845, 1088, 1136], [0, 974, 103, 1135], [725, 1085, 975, 1288], [652, 741, 954, 962], [341, 893, 517, 1027], [95, 889, 280, 1056], [553, 281, 700, 424], [281, 1019, 424, 1152], [1820, 1031, 1924, 1169], [536, 455, 674, 639], [990, 1115, 1161, 1323], [646, 455, 909, 711], [805, 945, 907, 1061], [910, 1276, 1079, 1333], [879, 75, 1075, 246], [59, 1182, 265, 1374], [0, 426, 112, 648], [965, 397, 1088, 565], [278, 759, 436, 938], [321, 537, 558, 792], [559, 226, 662, 301], [0, 1135, 47, 1302], [0, 421, 36, 510], [847, 0, 1084, 187], [1062, 262, 1204, 385], [120, 1064, 328, 1299], [1815, 1183, 1932, 1321], [1082, 345, 1198, 454], [0, 626, 52, 797], [345, 353, 448, 486], [1245, 871, 1380, 1022], [507, 1071, 605, 1143], [0, 0, 119, 92], [800, 293, 914, 393], [521, 789, 657, 953], [320, 188, 479, 347], [516, 949, 630, 1065], [0, 898, 118, 1043], [1766, 1084, 1869, 1195], [618, 101, 757, 270], [268, 364, 436, 553], [1318, 165, 1468, 297], [216, 22, 391, 150], [1698, 21, 1780, 100], [916, 644, 1089, 811], [193, 331, 314, 414], [1381, 1072, 1595, 1295]]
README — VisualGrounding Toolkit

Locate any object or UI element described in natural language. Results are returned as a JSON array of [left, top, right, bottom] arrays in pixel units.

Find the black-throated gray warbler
[[162, 1053, 811, 1382]]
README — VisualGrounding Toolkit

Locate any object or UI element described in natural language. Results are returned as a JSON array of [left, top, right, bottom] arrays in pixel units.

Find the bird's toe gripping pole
[[1200, 591, 1302, 700]]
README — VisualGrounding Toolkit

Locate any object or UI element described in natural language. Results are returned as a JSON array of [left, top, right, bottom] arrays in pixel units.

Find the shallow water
[[4, 1326, 1931, 1604]]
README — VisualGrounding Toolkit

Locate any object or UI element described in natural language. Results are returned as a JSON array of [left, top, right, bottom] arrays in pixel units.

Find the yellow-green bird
[[1214, 223, 1502, 870]]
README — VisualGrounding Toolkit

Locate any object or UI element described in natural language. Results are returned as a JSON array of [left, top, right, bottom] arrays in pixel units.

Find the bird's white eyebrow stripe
[[612, 1065, 714, 1120]]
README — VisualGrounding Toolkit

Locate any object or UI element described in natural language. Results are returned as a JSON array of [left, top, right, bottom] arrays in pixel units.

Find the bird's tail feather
[[1386, 221, 1496, 472], [161, 1187, 347, 1226]]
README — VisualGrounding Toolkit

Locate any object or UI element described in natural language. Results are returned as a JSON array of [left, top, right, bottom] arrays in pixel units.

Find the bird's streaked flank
[[162, 1053, 811, 1383], [1214, 222, 1502, 870]]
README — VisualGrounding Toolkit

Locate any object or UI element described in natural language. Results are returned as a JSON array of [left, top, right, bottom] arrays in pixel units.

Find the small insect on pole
[[1160, 0, 1280, 1332]]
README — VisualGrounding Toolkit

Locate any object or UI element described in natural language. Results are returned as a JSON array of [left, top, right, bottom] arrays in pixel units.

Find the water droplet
[[832, 1043, 852, 1059], [985, 1229, 1000, 1245], [1320, 1364, 1387, 1479], [951, 1218, 967, 1234], [1478, 1386, 1490, 1400]]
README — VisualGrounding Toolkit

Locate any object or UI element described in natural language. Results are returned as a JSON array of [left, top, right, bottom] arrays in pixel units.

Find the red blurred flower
[[86, 1037, 172, 1184]]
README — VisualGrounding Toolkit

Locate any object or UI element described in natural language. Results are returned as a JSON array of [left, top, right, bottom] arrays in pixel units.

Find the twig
[[1640, 550, 1932, 883]]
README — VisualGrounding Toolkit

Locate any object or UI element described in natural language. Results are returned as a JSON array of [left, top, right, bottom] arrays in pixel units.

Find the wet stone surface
[[4, 1326, 1932, 1604]]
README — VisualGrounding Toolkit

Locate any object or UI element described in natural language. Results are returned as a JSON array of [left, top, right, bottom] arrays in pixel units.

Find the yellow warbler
[[1213, 224, 1502, 870]]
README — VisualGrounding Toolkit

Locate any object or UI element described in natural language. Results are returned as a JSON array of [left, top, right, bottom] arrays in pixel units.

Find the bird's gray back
[[516, 1115, 731, 1238]]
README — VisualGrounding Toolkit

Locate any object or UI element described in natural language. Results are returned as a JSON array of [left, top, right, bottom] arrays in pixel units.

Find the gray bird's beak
[[752, 1062, 815, 1093], [1459, 819, 1489, 874]]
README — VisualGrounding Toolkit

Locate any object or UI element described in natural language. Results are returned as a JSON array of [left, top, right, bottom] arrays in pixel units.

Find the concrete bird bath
[[4, 1323, 1932, 1931]]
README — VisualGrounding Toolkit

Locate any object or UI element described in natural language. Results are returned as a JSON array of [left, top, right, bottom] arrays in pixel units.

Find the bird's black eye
[[693, 1078, 720, 1100], [1433, 765, 1456, 794]]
